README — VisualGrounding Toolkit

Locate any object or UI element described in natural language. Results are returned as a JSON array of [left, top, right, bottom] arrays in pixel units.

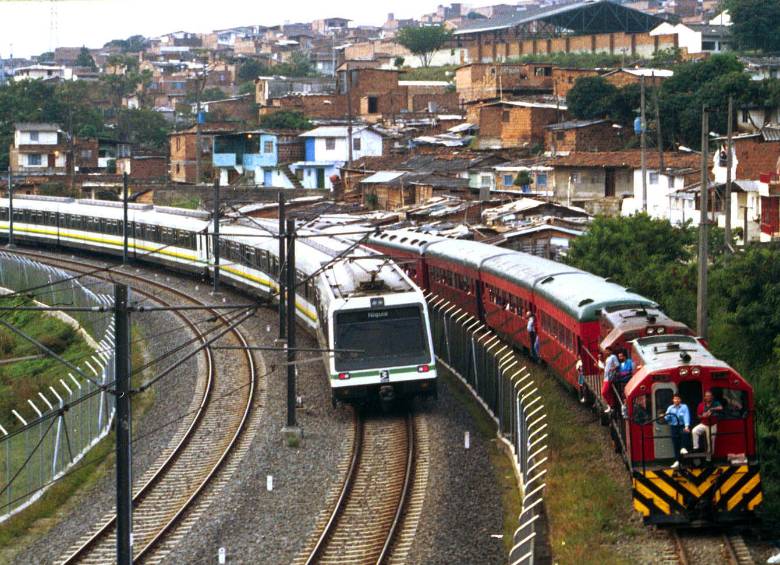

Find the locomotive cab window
[[334, 306, 429, 371], [711, 388, 748, 419]]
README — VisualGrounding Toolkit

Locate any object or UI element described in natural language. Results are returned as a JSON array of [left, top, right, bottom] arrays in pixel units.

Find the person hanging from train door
[[576, 357, 587, 404], [664, 393, 691, 469], [692, 390, 722, 462], [616, 349, 633, 399], [526, 310, 537, 361], [601, 346, 619, 414]]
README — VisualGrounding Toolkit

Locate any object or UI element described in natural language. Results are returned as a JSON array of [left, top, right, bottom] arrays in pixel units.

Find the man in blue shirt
[[664, 393, 691, 469]]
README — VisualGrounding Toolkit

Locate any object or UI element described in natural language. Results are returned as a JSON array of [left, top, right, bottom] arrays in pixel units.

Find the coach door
[[652, 382, 676, 460]]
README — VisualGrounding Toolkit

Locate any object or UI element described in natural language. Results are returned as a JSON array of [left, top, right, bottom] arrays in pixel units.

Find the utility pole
[[278, 192, 286, 340], [697, 107, 709, 340], [6, 168, 12, 247], [346, 70, 354, 167], [653, 72, 664, 171], [725, 95, 734, 253], [122, 172, 129, 265], [212, 178, 220, 293], [640, 74, 648, 213], [114, 283, 132, 565], [284, 218, 299, 433]]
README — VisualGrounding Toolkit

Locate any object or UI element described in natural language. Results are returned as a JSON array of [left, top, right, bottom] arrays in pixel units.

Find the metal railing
[[426, 292, 548, 565], [0, 252, 115, 522]]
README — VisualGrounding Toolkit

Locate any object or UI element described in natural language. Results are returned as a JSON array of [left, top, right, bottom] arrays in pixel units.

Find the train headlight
[[338, 372, 350, 380], [691, 367, 701, 376], [679, 368, 689, 376], [657, 327, 666, 334], [417, 365, 430, 373], [647, 328, 655, 334]]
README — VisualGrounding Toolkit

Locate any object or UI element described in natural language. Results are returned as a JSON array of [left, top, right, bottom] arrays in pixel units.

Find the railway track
[[667, 530, 754, 565], [296, 411, 420, 565], [12, 251, 257, 564]]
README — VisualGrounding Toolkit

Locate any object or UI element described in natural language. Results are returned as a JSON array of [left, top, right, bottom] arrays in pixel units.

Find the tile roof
[[547, 150, 700, 170]]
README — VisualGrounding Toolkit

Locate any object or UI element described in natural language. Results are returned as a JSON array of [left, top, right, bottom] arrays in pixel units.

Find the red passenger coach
[[368, 231, 432, 288]]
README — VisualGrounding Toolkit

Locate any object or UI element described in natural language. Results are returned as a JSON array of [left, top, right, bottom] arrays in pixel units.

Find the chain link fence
[[0, 252, 115, 522], [426, 292, 549, 565]]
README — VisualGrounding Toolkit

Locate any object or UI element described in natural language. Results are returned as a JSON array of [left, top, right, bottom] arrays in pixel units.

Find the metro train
[[0, 196, 437, 405], [367, 228, 762, 527]]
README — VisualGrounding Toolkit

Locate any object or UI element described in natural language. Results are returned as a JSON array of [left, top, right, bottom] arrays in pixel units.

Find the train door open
[[652, 382, 677, 460]]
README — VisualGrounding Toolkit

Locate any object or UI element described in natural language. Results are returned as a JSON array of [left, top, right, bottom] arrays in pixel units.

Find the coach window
[[0, 208, 7, 221]]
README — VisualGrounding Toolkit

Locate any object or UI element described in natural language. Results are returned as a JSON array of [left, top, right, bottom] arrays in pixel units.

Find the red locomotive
[[369, 229, 762, 526]]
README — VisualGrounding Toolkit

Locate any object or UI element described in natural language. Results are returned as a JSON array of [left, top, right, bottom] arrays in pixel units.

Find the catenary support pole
[[286, 218, 297, 429], [7, 168, 13, 247], [653, 72, 664, 171], [725, 95, 734, 252], [122, 172, 129, 265], [641, 74, 648, 213], [697, 108, 709, 340], [212, 178, 220, 293], [114, 283, 132, 565], [278, 192, 286, 340]]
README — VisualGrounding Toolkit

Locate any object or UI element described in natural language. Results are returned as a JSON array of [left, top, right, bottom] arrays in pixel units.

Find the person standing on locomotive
[[602, 347, 619, 414], [664, 393, 691, 469], [616, 350, 633, 398], [693, 390, 723, 461]]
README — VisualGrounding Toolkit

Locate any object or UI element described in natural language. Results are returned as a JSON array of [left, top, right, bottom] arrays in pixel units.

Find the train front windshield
[[334, 305, 430, 371]]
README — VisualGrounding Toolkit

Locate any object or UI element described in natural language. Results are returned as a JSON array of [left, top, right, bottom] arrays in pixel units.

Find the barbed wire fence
[[0, 252, 115, 522]]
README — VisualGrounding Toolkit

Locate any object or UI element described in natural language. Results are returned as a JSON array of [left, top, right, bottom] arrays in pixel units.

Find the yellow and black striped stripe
[[632, 465, 762, 521]]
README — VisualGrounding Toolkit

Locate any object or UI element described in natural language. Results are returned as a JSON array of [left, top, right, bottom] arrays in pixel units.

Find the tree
[[726, 0, 780, 52], [115, 109, 170, 149], [396, 26, 452, 68], [238, 59, 271, 82], [566, 76, 619, 120], [75, 46, 97, 70], [259, 111, 312, 130], [274, 51, 315, 77], [104, 35, 147, 53], [238, 81, 256, 96]]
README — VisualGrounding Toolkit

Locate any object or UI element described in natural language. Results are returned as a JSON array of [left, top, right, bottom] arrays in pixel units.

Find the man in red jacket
[[692, 390, 723, 461]]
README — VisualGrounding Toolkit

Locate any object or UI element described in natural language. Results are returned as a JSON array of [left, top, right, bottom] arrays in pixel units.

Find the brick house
[[116, 155, 167, 180], [73, 137, 100, 171], [602, 68, 672, 88], [359, 171, 435, 209], [336, 64, 409, 121], [169, 124, 238, 184], [472, 100, 564, 149], [455, 63, 554, 104], [200, 94, 256, 123], [544, 119, 627, 154], [552, 67, 603, 98]]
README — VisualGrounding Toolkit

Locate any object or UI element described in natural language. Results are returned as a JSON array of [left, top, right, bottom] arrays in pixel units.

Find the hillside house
[[212, 130, 305, 187], [169, 124, 238, 184], [9, 123, 68, 175], [472, 100, 564, 149], [545, 119, 626, 154]]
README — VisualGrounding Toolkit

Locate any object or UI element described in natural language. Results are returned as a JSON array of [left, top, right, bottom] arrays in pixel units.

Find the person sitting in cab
[[692, 390, 723, 462], [664, 393, 690, 469]]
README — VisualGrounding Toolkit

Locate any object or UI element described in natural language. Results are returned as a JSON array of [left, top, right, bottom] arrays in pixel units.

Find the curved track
[[11, 251, 257, 565], [298, 412, 417, 565]]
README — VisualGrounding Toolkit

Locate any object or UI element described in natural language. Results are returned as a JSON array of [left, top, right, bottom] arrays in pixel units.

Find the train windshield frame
[[334, 305, 430, 371]]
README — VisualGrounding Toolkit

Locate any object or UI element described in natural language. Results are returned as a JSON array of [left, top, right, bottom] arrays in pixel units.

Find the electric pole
[[114, 283, 132, 565], [6, 168, 12, 247], [195, 60, 207, 185], [346, 70, 354, 167], [641, 74, 648, 213], [653, 72, 664, 171], [285, 218, 297, 431], [278, 192, 286, 340], [212, 178, 220, 293], [725, 95, 734, 252], [122, 172, 129, 265], [697, 107, 710, 340]]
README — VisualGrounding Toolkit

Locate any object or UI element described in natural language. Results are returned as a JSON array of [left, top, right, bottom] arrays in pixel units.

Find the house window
[[325, 138, 336, 150], [296, 169, 304, 179], [502, 110, 510, 123], [536, 173, 547, 187], [555, 131, 565, 141], [176, 137, 181, 151], [263, 140, 274, 153], [80, 149, 92, 159], [353, 137, 361, 151], [702, 41, 716, 51], [649, 172, 659, 185], [570, 172, 580, 184], [367, 96, 378, 114], [480, 175, 492, 188], [28, 154, 42, 166], [503, 174, 514, 186], [741, 109, 750, 123], [29, 131, 39, 142]]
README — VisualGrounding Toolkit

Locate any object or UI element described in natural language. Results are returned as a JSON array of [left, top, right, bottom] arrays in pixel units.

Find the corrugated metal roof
[[361, 171, 406, 183], [299, 125, 369, 138]]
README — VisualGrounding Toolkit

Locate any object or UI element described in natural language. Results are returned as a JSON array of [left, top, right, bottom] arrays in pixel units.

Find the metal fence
[[0, 252, 116, 522], [426, 292, 548, 565]]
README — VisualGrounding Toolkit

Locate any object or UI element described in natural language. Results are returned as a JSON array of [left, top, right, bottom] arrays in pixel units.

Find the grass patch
[[532, 366, 643, 564], [167, 196, 202, 210], [440, 369, 523, 555]]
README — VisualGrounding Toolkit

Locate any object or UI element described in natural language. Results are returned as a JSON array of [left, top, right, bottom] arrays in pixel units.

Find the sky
[[0, 0, 492, 58]]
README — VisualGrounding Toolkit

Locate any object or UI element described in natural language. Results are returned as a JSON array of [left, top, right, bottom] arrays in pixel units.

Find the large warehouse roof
[[454, 0, 667, 36]]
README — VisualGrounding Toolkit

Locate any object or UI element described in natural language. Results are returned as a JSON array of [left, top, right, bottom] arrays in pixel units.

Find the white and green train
[[0, 195, 437, 405]]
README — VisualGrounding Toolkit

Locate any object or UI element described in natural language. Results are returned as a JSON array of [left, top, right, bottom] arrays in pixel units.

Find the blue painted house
[[212, 129, 304, 187]]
